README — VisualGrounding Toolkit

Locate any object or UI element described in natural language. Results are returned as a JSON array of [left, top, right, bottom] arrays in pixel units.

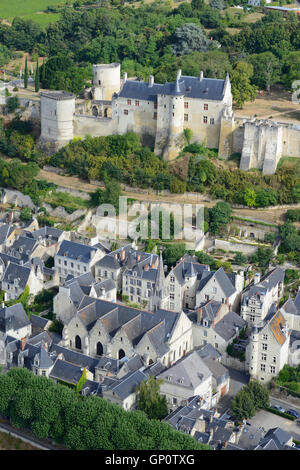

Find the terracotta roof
[[269, 311, 288, 345]]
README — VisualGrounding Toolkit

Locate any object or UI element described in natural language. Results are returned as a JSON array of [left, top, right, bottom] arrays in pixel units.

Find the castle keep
[[30, 62, 300, 173]]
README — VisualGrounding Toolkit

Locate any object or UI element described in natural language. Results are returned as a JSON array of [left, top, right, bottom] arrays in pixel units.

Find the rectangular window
[[124, 109, 128, 115], [184, 102, 188, 109], [153, 112, 157, 120], [260, 364, 265, 372], [210, 118, 214, 125], [154, 102, 157, 109], [270, 366, 276, 374], [135, 100, 139, 106], [261, 353, 267, 361], [184, 114, 188, 122], [203, 116, 208, 124], [262, 343, 268, 351], [127, 99, 131, 105], [204, 104, 208, 111]]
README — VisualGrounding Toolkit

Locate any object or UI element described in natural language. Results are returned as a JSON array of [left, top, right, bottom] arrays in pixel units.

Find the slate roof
[[214, 311, 247, 342], [107, 369, 148, 400], [48, 343, 99, 374], [0, 303, 30, 333], [49, 359, 83, 384], [169, 255, 209, 286], [196, 344, 222, 361], [57, 240, 97, 263], [30, 314, 50, 331], [0, 224, 14, 244], [8, 236, 37, 256], [28, 226, 64, 243], [74, 298, 179, 353], [259, 427, 292, 449], [196, 267, 236, 298], [157, 351, 212, 390], [35, 344, 54, 369], [201, 357, 229, 385], [2, 261, 31, 290], [118, 75, 226, 102], [237, 424, 264, 450]]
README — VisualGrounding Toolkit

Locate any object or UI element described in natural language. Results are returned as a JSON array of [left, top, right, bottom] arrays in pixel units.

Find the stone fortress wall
[[18, 62, 300, 173]]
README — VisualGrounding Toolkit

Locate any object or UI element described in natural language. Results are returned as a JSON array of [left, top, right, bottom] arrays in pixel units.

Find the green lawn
[[18, 12, 61, 28], [0, 0, 67, 24]]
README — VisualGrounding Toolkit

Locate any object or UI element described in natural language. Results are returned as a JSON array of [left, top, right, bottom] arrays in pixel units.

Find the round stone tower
[[40, 91, 75, 148], [92, 63, 121, 101], [154, 70, 184, 160]]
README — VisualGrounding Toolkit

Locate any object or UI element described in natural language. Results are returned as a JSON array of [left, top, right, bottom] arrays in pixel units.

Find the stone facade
[[11, 62, 300, 172]]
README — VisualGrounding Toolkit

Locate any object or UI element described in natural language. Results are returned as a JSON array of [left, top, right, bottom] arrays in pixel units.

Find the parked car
[[286, 409, 300, 419], [271, 404, 286, 413]]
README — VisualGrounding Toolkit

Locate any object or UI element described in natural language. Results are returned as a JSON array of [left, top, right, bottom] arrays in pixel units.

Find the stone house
[[187, 299, 247, 356], [241, 267, 285, 326], [157, 351, 213, 412], [165, 254, 210, 312], [61, 297, 193, 367], [246, 308, 290, 383], [54, 272, 116, 324], [195, 267, 244, 312], [55, 239, 105, 283]]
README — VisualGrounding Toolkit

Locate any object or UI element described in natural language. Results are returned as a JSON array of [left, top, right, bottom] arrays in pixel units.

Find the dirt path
[[37, 168, 289, 225]]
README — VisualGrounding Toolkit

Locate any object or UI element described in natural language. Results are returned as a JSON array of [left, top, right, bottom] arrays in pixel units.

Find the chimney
[[254, 272, 261, 285], [151, 263, 155, 269], [197, 308, 202, 324], [144, 264, 149, 271], [176, 69, 182, 81], [123, 72, 127, 83], [136, 254, 141, 262], [121, 249, 125, 261], [114, 253, 118, 260], [20, 337, 26, 351], [149, 75, 154, 87], [200, 71, 204, 81], [100, 375, 105, 382]]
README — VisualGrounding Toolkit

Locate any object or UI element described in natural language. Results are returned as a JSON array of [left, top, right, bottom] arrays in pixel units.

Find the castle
[[22, 62, 300, 173]]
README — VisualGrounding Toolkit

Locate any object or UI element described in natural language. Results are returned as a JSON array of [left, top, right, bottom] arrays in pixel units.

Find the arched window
[[118, 349, 125, 360], [97, 342, 103, 356], [75, 335, 81, 350]]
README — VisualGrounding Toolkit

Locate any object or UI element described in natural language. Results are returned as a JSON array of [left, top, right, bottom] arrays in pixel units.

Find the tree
[[35, 58, 40, 93], [171, 23, 212, 56], [7, 96, 19, 113], [247, 380, 270, 409], [230, 388, 256, 422], [208, 201, 232, 235], [231, 62, 257, 109], [249, 52, 280, 93], [191, 0, 205, 10], [163, 243, 186, 268], [234, 252, 247, 265], [210, 0, 223, 10], [183, 128, 193, 145], [24, 56, 28, 89], [20, 207, 32, 222], [136, 377, 168, 420]]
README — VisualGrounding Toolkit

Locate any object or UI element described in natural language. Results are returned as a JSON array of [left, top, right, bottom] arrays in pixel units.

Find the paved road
[[270, 397, 300, 415], [249, 410, 300, 441], [216, 367, 249, 415]]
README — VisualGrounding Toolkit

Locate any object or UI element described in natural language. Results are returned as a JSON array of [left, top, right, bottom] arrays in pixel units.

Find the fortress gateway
[[38, 62, 300, 174]]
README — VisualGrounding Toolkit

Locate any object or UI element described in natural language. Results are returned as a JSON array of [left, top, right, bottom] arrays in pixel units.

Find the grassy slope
[[0, 0, 66, 27]]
